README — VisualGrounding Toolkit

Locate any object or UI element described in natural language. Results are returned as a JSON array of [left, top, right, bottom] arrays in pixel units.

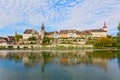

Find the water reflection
[[0, 50, 120, 80], [0, 50, 120, 73]]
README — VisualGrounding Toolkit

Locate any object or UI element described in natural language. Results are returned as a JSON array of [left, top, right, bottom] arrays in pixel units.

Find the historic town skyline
[[0, 0, 119, 36]]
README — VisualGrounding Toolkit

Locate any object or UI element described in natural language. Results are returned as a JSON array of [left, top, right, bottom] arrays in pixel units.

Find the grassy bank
[[0, 45, 93, 50]]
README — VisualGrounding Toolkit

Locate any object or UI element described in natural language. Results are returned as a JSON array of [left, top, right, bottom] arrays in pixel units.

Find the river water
[[0, 50, 120, 80]]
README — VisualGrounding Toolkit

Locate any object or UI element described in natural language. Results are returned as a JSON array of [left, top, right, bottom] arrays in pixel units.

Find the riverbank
[[0, 45, 119, 51], [0, 44, 93, 50]]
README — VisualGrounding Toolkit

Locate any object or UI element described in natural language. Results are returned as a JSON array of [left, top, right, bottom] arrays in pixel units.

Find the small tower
[[15, 29, 17, 36], [41, 23, 45, 40], [103, 22, 107, 31]]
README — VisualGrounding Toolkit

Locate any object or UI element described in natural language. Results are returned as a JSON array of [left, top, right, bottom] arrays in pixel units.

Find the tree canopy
[[28, 36, 36, 41], [15, 34, 22, 42], [116, 22, 120, 48], [93, 37, 112, 48], [42, 37, 51, 44], [117, 22, 120, 31]]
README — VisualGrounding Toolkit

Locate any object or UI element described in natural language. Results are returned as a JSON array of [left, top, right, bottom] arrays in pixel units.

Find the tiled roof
[[90, 29, 107, 32], [76, 31, 82, 34], [60, 30, 76, 34], [0, 37, 8, 42], [7, 36, 15, 40], [81, 30, 92, 35], [45, 31, 59, 35], [80, 28, 107, 35], [23, 29, 38, 34]]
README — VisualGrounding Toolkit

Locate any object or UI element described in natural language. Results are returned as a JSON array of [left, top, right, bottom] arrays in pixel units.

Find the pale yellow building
[[59, 30, 68, 38], [59, 30, 77, 38], [45, 32, 54, 38]]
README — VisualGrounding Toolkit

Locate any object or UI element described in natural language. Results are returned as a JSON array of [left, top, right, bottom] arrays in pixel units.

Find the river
[[0, 50, 120, 80]]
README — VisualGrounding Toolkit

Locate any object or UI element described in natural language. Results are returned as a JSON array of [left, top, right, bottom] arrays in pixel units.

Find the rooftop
[[23, 29, 38, 34]]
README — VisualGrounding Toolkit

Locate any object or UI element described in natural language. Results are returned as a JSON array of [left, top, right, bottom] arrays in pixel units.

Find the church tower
[[15, 29, 17, 36], [41, 23, 45, 40], [103, 22, 107, 31]]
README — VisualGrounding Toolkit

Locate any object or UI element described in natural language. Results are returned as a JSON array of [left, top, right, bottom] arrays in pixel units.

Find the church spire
[[41, 22, 44, 30], [15, 29, 17, 36], [40, 22, 45, 40], [103, 21, 107, 31], [103, 21, 107, 28]]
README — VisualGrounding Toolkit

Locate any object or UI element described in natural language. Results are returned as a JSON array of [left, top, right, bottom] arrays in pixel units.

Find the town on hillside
[[0, 22, 107, 48]]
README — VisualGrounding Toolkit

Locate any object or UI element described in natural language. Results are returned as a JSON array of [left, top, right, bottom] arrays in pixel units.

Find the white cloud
[[0, 0, 120, 35], [57, 0, 120, 31]]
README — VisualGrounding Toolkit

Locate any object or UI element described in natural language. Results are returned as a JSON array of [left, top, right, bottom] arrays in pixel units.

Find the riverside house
[[0, 37, 8, 46], [0, 36, 15, 46]]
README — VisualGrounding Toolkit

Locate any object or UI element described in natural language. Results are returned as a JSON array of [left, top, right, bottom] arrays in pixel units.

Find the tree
[[28, 36, 36, 41], [117, 22, 120, 31], [116, 22, 120, 48], [15, 34, 22, 42], [107, 35, 116, 47], [86, 37, 93, 44], [93, 37, 112, 48], [42, 37, 51, 44]]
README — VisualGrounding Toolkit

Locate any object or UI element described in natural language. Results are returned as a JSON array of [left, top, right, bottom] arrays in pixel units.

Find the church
[[22, 23, 59, 40], [23, 22, 107, 40]]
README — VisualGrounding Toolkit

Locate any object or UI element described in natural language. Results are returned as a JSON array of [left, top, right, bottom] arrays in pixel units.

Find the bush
[[0, 46, 6, 49], [15, 34, 22, 42], [93, 37, 112, 48], [17, 46, 20, 49], [30, 41, 35, 44], [42, 37, 51, 44], [23, 46, 28, 49], [68, 46, 74, 49], [8, 46, 13, 49], [28, 36, 36, 41]]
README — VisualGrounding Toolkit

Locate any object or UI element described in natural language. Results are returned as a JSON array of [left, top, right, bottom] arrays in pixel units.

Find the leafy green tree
[[117, 22, 120, 31], [28, 36, 36, 41], [86, 37, 93, 44], [93, 37, 112, 48], [15, 34, 22, 42], [107, 35, 116, 47], [42, 37, 51, 44], [111, 37, 117, 47], [116, 35, 120, 48], [73, 39, 77, 42], [116, 22, 120, 48]]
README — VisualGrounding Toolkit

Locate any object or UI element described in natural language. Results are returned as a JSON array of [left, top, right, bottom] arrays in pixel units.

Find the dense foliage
[[15, 34, 22, 42], [93, 37, 113, 48], [42, 37, 51, 44], [116, 22, 120, 48], [28, 36, 36, 41]]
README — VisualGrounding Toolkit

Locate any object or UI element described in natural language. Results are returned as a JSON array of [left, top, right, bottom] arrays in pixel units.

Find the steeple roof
[[41, 22, 44, 29], [103, 21, 107, 28]]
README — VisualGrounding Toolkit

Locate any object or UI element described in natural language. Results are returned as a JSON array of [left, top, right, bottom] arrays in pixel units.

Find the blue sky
[[0, 0, 120, 36]]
